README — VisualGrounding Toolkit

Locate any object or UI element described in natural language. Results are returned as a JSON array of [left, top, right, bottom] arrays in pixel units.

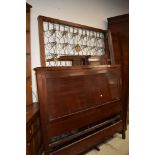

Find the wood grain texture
[[26, 2, 32, 106], [35, 65, 125, 155], [26, 3, 43, 155], [26, 103, 43, 155], [108, 14, 129, 130]]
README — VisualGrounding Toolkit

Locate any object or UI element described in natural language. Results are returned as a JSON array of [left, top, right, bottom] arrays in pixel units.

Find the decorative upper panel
[[38, 16, 106, 66]]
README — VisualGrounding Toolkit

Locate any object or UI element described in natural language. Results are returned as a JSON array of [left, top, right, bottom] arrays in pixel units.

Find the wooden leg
[[122, 130, 126, 139], [94, 146, 100, 151]]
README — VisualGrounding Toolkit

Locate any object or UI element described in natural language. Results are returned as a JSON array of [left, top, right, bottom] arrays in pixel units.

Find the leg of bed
[[122, 130, 126, 139], [94, 146, 100, 151]]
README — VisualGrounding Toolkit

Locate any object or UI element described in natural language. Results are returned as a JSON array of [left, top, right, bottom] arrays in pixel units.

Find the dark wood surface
[[50, 121, 122, 155], [35, 65, 125, 155], [108, 14, 129, 130], [108, 14, 129, 64], [26, 103, 39, 123], [26, 3, 43, 155], [26, 103, 43, 155], [26, 2, 32, 106]]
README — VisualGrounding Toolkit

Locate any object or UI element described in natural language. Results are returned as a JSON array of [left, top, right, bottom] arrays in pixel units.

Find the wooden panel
[[108, 14, 129, 65], [46, 72, 120, 120], [47, 101, 122, 138], [26, 123, 33, 142], [108, 14, 129, 130], [26, 103, 43, 155], [35, 65, 125, 155], [109, 33, 121, 64], [27, 117, 42, 155], [26, 140, 33, 155]]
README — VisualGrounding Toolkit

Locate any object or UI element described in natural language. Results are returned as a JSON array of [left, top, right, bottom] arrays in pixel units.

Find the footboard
[[34, 65, 125, 155]]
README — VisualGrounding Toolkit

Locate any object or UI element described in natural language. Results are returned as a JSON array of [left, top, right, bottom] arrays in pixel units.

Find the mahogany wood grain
[[26, 2, 32, 106], [34, 65, 125, 155], [47, 101, 122, 138], [26, 3, 43, 155], [50, 115, 120, 148], [108, 14, 129, 130], [26, 103, 43, 155]]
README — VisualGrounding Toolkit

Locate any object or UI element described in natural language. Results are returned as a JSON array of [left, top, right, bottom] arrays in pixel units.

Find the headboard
[[38, 16, 111, 67]]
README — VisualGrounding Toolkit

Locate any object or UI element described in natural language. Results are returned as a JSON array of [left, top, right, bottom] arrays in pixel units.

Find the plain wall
[[29, 0, 129, 102]]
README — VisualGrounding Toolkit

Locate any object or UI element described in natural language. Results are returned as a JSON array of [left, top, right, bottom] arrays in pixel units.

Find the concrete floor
[[85, 126, 129, 155]]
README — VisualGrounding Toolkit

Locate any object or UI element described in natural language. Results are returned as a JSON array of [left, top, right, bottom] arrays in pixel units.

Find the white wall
[[30, 0, 129, 102]]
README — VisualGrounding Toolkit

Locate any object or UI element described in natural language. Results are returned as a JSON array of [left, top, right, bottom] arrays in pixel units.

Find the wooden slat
[[49, 121, 122, 155], [49, 115, 121, 147]]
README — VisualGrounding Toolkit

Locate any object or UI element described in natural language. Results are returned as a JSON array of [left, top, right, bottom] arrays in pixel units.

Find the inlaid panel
[[46, 71, 120, 119]]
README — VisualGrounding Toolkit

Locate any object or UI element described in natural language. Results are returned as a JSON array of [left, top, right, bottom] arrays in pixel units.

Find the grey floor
[[85, 126, 129, 155]]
